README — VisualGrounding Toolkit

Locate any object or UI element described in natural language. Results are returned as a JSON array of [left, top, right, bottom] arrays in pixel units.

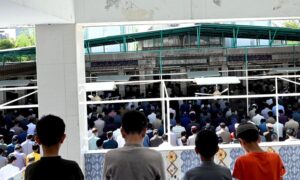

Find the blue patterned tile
[[180, 150, 200, 174], [229, 148, 245, 170], [279, 146, 300, 180], [85, 153, 105, 180]]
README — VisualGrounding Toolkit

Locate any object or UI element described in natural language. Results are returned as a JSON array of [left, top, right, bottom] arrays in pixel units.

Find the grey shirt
[[103, 143, 165, 180], [183, 161, 232, 180]]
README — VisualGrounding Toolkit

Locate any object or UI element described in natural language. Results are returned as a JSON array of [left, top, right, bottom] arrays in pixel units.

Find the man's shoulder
[[106, 146, 161, 157], [185, 165, 230, 177]]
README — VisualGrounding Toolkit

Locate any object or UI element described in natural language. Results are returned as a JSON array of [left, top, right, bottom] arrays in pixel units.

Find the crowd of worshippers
[[87, 96, 300, 150], [0, 109, 41, 179]]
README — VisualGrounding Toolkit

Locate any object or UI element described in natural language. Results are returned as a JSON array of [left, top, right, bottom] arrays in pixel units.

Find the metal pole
[[161, 81, 166, 134], [275, 77, 279, 141], [245, 48, 249, 116]]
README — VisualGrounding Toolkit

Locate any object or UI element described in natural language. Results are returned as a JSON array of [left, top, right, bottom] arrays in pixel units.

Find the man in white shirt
[[94, 115, 105, 136], [147, 111, 157, 124], [88, 128, 100, 150], [252, 110, 264, 126], [216, 123, 231, 144], [272, 104, 285, 117], [0, 154, 19, 180], [158, 134, 171, 148], [21, 135, 34, 155], [285, 115, 299, 135], [172, 119, 186, 138], [273, 121, 284, 139], [27, 118, 36, 136], [0, 149, 7, 169], [261, 104, 271, 119], [187, 126, 198, 146], [11, 145, 26, 170]]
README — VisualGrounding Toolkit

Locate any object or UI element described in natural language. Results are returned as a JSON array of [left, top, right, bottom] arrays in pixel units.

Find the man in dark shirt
[[25, 115, 84, 180]]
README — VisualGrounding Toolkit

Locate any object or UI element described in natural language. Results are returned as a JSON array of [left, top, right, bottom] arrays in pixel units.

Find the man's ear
[[195, 147, 200, 154], [121, 127, 126, 139], [257, 135, 261, 143], [141, 128, 147, 138], [35, 136, 41, 145], [60, 134, 66, 144], [238, 138, 245, 146]]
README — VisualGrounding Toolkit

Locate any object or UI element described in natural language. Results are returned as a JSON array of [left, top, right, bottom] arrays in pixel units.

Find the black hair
[[107, 131, 113, 138], [286, 128, 295, 137], [32, 143, 40, 151], [237, 129, 259, 143], [268, 111, 273, 116], [7, 154, 16, 163], [96, 139, 104, 148], [121, 110, 148, 134], [37, 115, 65, 147], [195, 130, 219, 159]]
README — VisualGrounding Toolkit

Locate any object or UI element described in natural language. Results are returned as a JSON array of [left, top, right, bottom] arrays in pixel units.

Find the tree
[[0, 39, 14, 49], [283, 20, 300, 45], [15, 33, 35, 47], [283, 20, 300, 29]]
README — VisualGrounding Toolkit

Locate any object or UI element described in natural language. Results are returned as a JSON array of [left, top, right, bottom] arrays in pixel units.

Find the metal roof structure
[[84, 23, 300, 48], [1, 23, 300, 59]]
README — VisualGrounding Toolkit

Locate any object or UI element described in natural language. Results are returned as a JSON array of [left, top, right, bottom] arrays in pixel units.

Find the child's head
[[195, 130, 219, 160], [236, 123, 259, 145], [121, 110, 148, 136], [36, 115, 66, 147]]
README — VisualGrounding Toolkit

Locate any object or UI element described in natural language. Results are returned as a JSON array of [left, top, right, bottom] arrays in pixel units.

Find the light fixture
[[193, 76, 240, 85], [84, 82, 116, 92]]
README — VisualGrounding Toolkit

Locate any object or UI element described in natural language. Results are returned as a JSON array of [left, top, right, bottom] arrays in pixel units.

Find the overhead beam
[[75, 0, 300, 25]]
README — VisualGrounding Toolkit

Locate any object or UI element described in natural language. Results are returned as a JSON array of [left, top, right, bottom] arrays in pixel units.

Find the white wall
[[75, 0, 300, 24]]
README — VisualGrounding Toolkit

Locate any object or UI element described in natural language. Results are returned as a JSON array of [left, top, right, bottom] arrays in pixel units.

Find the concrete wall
[[75, 0, 300, 24]]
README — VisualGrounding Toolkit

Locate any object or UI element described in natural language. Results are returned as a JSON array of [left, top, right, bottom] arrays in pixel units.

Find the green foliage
[[15, 33, 35, 48], [0, 39, 14, 49], [283, 21, 300, 45], [283, 21, 300, 29]]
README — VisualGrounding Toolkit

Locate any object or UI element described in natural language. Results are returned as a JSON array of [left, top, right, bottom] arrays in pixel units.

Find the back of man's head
[[195, 130, 219, 159], [236, 123, 259, 143], [7, 154, 16, 164], [122, 110, 148, 134], [220, 122, 226, 129], [107, 131, 113, 138], [32, 143, 40, 152], [37, 115, 65, 147]]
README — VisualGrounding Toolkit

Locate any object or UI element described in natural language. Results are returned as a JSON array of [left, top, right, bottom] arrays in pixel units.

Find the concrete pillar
[[118, 69, 125, 98], [180, 67, 187, 95], [36, 24, 87, 167], [0, 91, 5, 104], [139, 69, 146, 96]]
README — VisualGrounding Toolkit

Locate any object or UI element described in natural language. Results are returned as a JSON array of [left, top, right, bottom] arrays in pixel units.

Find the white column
[[180, 67, 187, 95], [118, 69, 125, 98], [36, 24, 87, 167], [0, 91, 4, 104]]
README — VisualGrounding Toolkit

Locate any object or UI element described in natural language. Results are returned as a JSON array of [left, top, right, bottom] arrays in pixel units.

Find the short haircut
[[195, 130, 219, 159], [107, 131, 113, 138], [7, 154, 16, 163], [121, 110, 148, 134], [268, 111, 273, 116], [220, 122, 226, 129], [27, 134, 33, 140], [236, 123, 259, 143], [32, 143, 40, 151], [36, 115, 65, 147], [96, 139, 103, 148], [286, 128, 295, 137], [278, 109, 283, 114], [162, 134, 168, 141]]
